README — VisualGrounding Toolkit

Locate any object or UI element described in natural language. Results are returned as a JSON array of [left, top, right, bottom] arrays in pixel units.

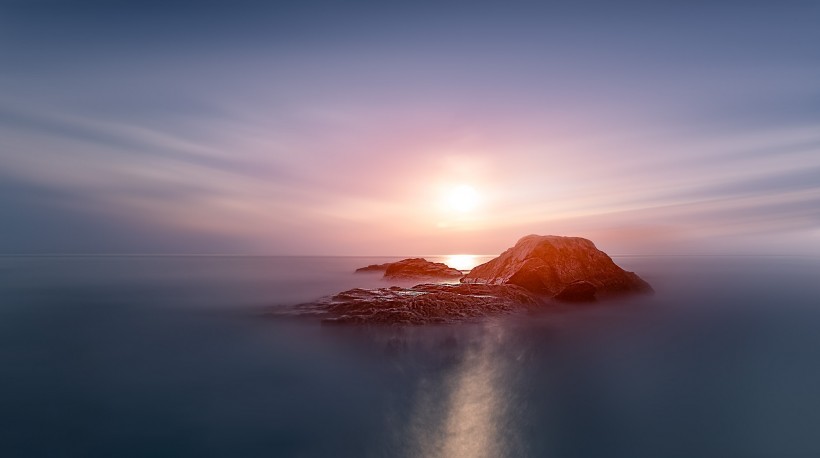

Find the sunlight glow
[[446, 185, 480, 213], [445, 254, 481, 272]]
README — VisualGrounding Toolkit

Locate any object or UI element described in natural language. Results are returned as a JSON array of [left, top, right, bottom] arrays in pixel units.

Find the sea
[[2, 254, 820, 458]]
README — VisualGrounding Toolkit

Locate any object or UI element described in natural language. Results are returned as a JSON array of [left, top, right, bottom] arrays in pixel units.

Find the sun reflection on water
[[436, 333, 503, 457], [444, 254, 483, 272], [401, 325, 515, 458]]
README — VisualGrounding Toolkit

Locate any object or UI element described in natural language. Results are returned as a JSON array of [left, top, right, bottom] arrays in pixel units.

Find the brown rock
[[355, 258, 463, 279], [295, 283, 540, 325], [462, 234, 652, 297], [382, 258, 464, 280], [281, 234, 652, 326], [554, 281, 597, 302]]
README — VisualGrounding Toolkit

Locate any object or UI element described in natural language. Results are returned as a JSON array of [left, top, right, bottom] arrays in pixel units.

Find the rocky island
[[288, 234, 652, 325]]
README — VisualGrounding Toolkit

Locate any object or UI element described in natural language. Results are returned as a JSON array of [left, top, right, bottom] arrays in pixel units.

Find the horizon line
[[0, 253, 817, 258]]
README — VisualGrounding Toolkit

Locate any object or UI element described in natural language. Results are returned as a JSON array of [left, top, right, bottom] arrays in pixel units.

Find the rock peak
[[463, 234, 651, 297], [514, 234, 597, 249]]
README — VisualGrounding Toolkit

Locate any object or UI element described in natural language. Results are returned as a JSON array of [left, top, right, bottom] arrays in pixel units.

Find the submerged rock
[[462, 235, 652, 298], [355, 258, 463, 279], [296, 283, 539, 325]]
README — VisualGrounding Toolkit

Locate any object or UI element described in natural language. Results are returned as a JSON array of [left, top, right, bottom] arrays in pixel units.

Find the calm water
[[2, 255, 820, 457]]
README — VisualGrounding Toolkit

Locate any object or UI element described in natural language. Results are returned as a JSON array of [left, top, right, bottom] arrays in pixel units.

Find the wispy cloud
[[1, 1, 819, 254]]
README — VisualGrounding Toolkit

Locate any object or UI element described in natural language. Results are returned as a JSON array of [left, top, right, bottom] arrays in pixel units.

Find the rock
[[353, 258, 463, 280], [355, 262, 393, 273], [354, 258, 463, 279], [462, 234, 652, 296], [554, 281, 597, 302], [280, 234, 652, 326], [294, 283, 540, 325], [385, 258, 464, 279]]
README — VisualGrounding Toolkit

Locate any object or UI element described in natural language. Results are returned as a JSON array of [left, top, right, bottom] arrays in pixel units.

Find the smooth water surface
[[2, 255, 820, 457]]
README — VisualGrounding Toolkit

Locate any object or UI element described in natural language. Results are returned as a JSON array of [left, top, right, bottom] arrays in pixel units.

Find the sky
[[1, 1, 819, 255]]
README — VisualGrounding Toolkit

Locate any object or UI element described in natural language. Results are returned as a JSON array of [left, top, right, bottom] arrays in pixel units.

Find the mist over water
[[2, 255, 820, 457]]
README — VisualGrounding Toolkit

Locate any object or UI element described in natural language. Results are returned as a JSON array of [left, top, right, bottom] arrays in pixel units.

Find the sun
[[446, 184, 480, 213]]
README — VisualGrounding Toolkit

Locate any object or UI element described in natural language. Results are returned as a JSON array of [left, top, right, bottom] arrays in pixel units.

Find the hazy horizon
[[2, 1, 818, 256]]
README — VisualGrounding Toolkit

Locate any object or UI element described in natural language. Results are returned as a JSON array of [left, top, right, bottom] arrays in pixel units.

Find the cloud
[[1, 1, 819, 254]]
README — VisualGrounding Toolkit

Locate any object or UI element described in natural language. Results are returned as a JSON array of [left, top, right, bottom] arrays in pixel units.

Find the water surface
[[2, 255, 820, 457]]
